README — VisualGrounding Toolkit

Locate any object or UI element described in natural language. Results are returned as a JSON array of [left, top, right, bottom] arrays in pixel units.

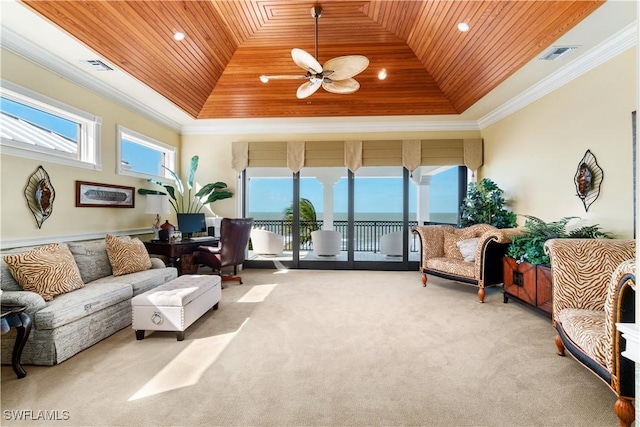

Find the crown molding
[[1, 27, 183, 133], [478, 21, 638, 130], [181, 117, 480, 135]]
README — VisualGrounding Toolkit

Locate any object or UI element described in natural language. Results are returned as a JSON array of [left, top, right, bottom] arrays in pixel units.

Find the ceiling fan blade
[[292, 48, 323, 74], [322, 55, 369, 81], [259, 74, 307, 82], [322, 78, 360, 95], [296, 81, 322, 99]]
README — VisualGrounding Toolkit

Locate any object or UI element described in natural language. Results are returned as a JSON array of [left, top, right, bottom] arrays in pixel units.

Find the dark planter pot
[[503, 257, 552, 316]]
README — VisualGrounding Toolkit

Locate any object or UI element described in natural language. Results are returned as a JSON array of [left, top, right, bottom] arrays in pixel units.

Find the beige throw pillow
[[105, 234, 152, 276], [456, 237, 480, 262], [3, 243, 85, 301]]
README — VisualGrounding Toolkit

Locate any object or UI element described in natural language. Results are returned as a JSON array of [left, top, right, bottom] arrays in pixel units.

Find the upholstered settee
[[412, 224, 522, 302], [1, 236, 178, 365], [544, 238, 636, 427]]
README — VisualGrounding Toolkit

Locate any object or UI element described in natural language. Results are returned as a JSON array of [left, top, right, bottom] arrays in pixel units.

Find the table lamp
[[144, 194, 170, 240]]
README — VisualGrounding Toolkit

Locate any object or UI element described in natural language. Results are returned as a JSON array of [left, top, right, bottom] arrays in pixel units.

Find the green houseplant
[[459, 178, 517, 229], [138, 155, 232, 214], [506, 215, 612, 266]]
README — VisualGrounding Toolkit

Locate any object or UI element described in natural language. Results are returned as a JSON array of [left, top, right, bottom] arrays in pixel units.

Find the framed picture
[[76, 181, 135, 208]]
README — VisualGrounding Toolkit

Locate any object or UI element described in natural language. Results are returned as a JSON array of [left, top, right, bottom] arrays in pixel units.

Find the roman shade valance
[[287, 141, 305, 173], [306, 141, 345, 168], [236, 139, 483, 172]]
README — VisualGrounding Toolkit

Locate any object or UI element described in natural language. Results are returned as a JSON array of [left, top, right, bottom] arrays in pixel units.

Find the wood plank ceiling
[[21, 0, 605, 119]]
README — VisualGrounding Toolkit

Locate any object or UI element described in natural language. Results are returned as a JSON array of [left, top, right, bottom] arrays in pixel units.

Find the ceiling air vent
[[538, 46, 578, 61], [81, 59, 114, 71]]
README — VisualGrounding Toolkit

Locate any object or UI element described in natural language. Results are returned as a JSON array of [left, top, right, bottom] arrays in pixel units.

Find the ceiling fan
[[258, 5, 369, 99]]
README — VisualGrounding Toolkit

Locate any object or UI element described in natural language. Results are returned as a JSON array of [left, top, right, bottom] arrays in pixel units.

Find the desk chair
[[195, 218, 253, 284]]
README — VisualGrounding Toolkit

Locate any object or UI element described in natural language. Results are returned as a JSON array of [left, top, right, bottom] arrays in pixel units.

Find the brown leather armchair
[[195, 218, 253, 284]]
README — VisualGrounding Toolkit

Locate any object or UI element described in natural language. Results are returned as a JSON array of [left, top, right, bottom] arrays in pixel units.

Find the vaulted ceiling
[[21, 1, 605, 120]]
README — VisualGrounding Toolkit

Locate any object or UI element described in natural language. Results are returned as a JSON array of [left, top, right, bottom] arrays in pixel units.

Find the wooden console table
[[503, 257, 552, 316], [144, 238, 218, 275]]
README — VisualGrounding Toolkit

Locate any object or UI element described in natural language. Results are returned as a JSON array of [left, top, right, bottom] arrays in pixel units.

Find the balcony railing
[[252, 219, 420, 252]]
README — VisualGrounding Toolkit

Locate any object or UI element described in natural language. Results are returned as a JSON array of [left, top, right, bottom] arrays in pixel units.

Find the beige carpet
[[1, 269, 620, 426]]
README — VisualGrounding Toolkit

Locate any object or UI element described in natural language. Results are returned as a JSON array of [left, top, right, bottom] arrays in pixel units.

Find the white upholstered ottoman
[[131, 274, 221, 341]]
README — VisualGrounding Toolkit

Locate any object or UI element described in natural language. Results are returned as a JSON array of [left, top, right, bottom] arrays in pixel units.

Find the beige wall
[[0, 49, 181, 245], [481, 48, 637, 238]]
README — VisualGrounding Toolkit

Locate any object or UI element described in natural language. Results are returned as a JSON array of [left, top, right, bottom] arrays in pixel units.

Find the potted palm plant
[[138, 155, 232, 214]]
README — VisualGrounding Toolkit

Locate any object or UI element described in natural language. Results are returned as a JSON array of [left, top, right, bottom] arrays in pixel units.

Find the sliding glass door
[[244, 165, 466, 270], [245, 167, 293, 262], [298, 167, 348, 265]]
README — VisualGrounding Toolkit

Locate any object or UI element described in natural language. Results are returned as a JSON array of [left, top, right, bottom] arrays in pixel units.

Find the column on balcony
[[315, 169, 342, 230], [416, 174, 432, 225]]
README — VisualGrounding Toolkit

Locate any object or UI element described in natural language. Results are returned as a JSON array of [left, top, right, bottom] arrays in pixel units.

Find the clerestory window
[[116, 125, 176, 180], [0, 79, 101, 169]]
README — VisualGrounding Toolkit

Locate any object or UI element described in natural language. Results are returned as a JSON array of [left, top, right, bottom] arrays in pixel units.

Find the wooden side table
[[1, 305, 32, 378]]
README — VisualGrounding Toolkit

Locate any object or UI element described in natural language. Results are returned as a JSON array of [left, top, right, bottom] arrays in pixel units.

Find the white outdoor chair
[[380, 231, 403, 256], [250, 228, 285, 256], [311, 230, 342, 257]]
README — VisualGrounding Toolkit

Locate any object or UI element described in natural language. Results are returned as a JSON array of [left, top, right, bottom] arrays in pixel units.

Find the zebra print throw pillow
[[105, 234, 152, 276], [3, 243, 85, 301]]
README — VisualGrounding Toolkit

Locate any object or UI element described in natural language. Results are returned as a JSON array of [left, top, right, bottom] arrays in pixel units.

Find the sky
[[248, 167, 459, 216]]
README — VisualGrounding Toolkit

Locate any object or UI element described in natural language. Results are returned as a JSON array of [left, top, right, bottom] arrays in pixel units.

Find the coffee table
[[1, 305, 32, 378]]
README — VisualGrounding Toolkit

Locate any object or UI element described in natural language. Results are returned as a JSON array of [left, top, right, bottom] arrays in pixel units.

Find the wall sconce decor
[[24, 165, 55, 229], [574, 149, 603, 212]]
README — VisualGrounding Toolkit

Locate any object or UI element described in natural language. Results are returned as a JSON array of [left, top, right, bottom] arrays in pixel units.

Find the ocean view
[[247, 167, 461, 228], [249, 211, 458, 224]]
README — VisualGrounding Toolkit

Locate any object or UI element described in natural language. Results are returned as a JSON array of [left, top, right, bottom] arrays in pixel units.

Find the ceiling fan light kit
[[259, 5, 369, 99]]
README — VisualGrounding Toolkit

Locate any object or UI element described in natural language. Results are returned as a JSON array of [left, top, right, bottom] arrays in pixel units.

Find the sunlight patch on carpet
[[237, 284, 277, 303], [128, 318, 249, 401], [272, 260, 289, 272]]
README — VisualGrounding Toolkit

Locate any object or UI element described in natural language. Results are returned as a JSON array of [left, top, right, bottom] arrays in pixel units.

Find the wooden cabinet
[[503, 257, 552, 316]]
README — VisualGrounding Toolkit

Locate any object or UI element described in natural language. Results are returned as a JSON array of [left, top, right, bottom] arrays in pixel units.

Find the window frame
[[116, 125, 176, 181], [0, 79, 102, 170]]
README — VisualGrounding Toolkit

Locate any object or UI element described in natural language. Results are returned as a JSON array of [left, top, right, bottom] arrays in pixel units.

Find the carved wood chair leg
[[477, 287, 485, 303], [614, 396, 635, 427], [555, 335, 565, 356], [421, 273, 427, 287]]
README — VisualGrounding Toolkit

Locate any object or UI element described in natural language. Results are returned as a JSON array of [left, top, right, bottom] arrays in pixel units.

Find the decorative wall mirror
[[24, 165, 55, 229], [574, 149, 603, 212]]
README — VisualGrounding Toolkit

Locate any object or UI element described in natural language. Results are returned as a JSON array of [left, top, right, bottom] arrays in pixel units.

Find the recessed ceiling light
[[457, 22, 470, 32], [259, 75, 269, 83], [173, 32, 185, 41], [378, 69, 387, 80]]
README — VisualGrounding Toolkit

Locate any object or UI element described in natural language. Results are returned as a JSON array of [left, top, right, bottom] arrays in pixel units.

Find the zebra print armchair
[[545, 238, 636, 427]]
